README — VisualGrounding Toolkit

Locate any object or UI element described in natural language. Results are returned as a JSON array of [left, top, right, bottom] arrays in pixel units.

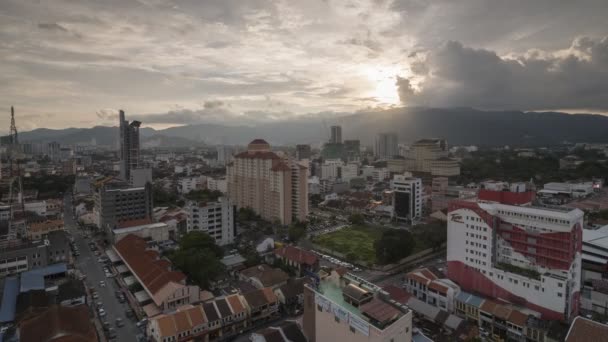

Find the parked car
[[115, 318, 124, 328], [107, 328, 117, 339], [99, 281, 106, 288], [99, 308, 107, 317]]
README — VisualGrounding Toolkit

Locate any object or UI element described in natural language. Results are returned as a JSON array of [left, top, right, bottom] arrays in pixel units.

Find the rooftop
[[314, 273, 409, 330], [566, 316, 608, 342]]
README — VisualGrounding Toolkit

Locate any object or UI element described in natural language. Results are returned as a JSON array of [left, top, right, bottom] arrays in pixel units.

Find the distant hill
[[14, 107, 608, 147]]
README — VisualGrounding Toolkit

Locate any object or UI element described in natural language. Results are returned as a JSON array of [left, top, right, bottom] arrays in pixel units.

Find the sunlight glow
[[362, 65, 403, 105]]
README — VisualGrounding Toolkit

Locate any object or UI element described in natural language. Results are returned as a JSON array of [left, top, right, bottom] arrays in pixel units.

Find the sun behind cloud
[[361, 65, 403, 105]]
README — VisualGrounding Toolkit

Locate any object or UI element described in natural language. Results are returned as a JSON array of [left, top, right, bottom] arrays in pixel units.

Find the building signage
[[315, 294, 331, 312], [449, 213, 464, 223], [333, 305, 349, 322], [348, 313, 370, 336]]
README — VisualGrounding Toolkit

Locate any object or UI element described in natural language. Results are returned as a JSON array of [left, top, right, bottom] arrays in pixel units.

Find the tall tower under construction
[[118, 110, 141, 181]]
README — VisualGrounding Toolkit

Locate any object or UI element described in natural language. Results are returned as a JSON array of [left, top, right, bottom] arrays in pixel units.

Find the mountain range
[[14, 107, 608, 148]]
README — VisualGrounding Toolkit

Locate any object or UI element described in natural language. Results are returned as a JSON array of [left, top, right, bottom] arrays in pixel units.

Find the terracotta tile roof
[[507, 309, 528, 327], [334, 267, 348, 276], [114, 234, 186, 301], [360, 298, 401, 324], [234, 151, 280, 160], [29, 219, 63, 233], [18, 304, 96, 342], [240, 264, 289, 288], [420, 269, 439, 281], [173, 311, 191, 333], [343, 284, 370, 301], [480, 299, 498, 313], [275, 245, 318, 266], [271, 161, 291, 172], [226, 294, 245, 314], [243, 288, 277, 309], [566, 316, 608, 342], [215, 298, 233, 318], [407, 273, 431, 286], [428, 281, 449, 294], [493, 305, 511, 320], [117, 218, 154, 228], [382, 285, 411, 304], [156, 315, 177, 337]]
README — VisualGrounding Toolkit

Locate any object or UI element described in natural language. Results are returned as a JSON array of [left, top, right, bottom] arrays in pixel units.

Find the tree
[[413, 222, 447, 251], [185, 189, 222, 202], [170, 231, 225, 288], [288, 223, 307, 242], [349, 213, 365, 225], [374, 230, 416, 264], [153, 184, 178, 207]]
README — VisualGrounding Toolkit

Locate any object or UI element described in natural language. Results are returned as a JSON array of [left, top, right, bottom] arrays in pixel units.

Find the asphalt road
[[64, 195, 140, 341]]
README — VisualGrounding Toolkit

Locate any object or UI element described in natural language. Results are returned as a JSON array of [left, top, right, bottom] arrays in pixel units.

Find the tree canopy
[[170, 231, 225, 289], [374, 229, 416, 264], [185, 189, 222, 202]]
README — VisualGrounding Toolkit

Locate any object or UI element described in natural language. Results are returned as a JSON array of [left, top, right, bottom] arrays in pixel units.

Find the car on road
[[115, 318, 124, 327], [126, 309, 135, 319], [98, 308, 107, 317], [99, 281, 106, 287], [105, 272, 115, 278], [136, 334, 146, 342], [96, 301, 103, 308], [136, 319, 148, 328], [102, 321, 111, 332], [107, 327, 117, 339]]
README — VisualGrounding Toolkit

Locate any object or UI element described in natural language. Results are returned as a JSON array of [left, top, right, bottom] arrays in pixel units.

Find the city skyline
[[1, 0, 608, 132]]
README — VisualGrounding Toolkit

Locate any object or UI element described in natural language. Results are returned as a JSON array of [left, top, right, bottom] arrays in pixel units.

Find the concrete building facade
[[227, 139, 308, 225], [185, 197, 236, 246]]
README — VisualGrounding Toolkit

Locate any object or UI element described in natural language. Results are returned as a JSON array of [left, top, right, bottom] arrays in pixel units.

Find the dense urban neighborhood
[[0, 107, 607, 342]]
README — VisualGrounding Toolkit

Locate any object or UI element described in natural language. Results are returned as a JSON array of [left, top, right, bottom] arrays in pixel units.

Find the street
[[64, 195, 140, 341]]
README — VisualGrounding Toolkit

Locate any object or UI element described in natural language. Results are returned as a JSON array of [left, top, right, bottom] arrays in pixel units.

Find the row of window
[[498, 210, 570, 225]]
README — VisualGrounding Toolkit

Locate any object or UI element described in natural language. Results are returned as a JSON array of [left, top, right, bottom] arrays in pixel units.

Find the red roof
[[382, 285, 411, 304], [271, 161, 291, 172], [275, 245, 318, 266], [115, 234, 186, 294], [234, 151, 280, 160], [117, 218, 154, 228], [360, 298, 401, 324], [478, 189, 535, 205]]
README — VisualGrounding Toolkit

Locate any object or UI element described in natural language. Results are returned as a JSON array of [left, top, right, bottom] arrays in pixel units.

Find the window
[[350, 326, 356, 334], [557, 293, 563, 297], [335, 316, 340, 323]]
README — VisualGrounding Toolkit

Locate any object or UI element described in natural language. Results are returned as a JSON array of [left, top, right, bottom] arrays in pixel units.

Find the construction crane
[[1, 106, 26, 240]]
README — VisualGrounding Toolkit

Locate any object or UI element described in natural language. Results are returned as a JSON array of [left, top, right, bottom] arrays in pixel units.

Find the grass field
[[313, 225, 386, 264]]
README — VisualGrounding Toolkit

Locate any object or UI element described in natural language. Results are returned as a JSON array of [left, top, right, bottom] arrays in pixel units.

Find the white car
[[106, 272, 115, 278], [99, 309, 107, 317], [99, 281, 106, 287]]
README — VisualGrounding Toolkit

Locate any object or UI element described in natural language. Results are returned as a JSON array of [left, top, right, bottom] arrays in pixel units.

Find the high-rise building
[[217, 145, 235, 166], [409, 138, 460, 176], [391, 173, 422, 222], [447, 189, 583, 321], [296, 144, 312, 160], [302, 271, 413, 342], [185, 197, 236, 246], [330, 125, 342, 144], [93, 177, 153, 232], [375, 133, 398, 159], [227, 139, 308, 225], [119, 110, 141, 181], [344, 139, 361, 161]]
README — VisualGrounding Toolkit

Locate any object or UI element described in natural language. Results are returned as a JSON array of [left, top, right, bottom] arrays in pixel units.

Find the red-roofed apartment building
[[404, 267, 460, 313], [114, 234, 200, 311], [227, 139, 308, 225], [274, 245, 319, 276]]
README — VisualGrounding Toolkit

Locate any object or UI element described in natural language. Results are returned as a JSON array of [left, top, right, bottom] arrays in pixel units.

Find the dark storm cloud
[[398, 37, 608, 110], [38, 23, 69, 32]]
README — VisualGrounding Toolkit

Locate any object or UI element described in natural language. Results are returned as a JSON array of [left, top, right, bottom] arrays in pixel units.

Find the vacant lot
[[313, 225, 386, 264]]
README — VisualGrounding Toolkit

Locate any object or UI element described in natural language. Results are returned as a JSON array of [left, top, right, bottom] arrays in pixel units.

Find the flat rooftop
[[313, 273, 409, 330]]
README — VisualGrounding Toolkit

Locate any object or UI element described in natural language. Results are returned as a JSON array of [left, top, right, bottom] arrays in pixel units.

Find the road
[[64, 194, 139, 341]]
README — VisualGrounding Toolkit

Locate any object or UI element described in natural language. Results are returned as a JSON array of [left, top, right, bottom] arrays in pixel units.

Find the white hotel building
[[447, 190, 583, 321]]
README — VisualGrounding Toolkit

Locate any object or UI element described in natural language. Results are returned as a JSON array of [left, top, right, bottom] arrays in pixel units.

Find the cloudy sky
[[1, 0, 607, 131]]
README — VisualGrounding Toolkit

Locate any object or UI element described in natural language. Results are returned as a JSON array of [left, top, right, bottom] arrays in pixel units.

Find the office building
[[330, 125, 342, 144], [447, 188, 583, 321], [302, 271, 413, 342], [320, 159, 343, 181], [391, 173, 422, 222], [0, 231, 70, 277], [296, 144, 312, 160], [119, 110, 142, 182], [341, 163, 359, 182], [375, 133, 398, 159], [227, 139, 308, 225], [93, 177, 153, 232], [217, 145, 235, 166], [185, 197, 236, 246], [411, 139, 460, 176], [344, 140, 361, 161]]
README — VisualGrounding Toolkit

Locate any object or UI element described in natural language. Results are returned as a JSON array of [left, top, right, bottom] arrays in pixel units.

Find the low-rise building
[[111, 220, 175, 243], [404, 268, 460, 312], [114, 234, 200, 312], [274, 245, 319, 276], [239, 264, 289, 290], [27, 219, 64, 241], [250, 321, 307, 342], [243, 287, 279, 323]]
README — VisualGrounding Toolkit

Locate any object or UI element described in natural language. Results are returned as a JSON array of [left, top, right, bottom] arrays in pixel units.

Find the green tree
[[288, 224, 307, 242], [349, 213, 365, 225], [185, 189, 222, 202], [413, 222, 447, 251], [153, 184, 178, 207], [374, 229, 416, 264], [170, 231, 225, 288]]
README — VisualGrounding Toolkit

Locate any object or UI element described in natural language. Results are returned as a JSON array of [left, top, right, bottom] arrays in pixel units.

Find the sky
[[1, 0, 607, 131]]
